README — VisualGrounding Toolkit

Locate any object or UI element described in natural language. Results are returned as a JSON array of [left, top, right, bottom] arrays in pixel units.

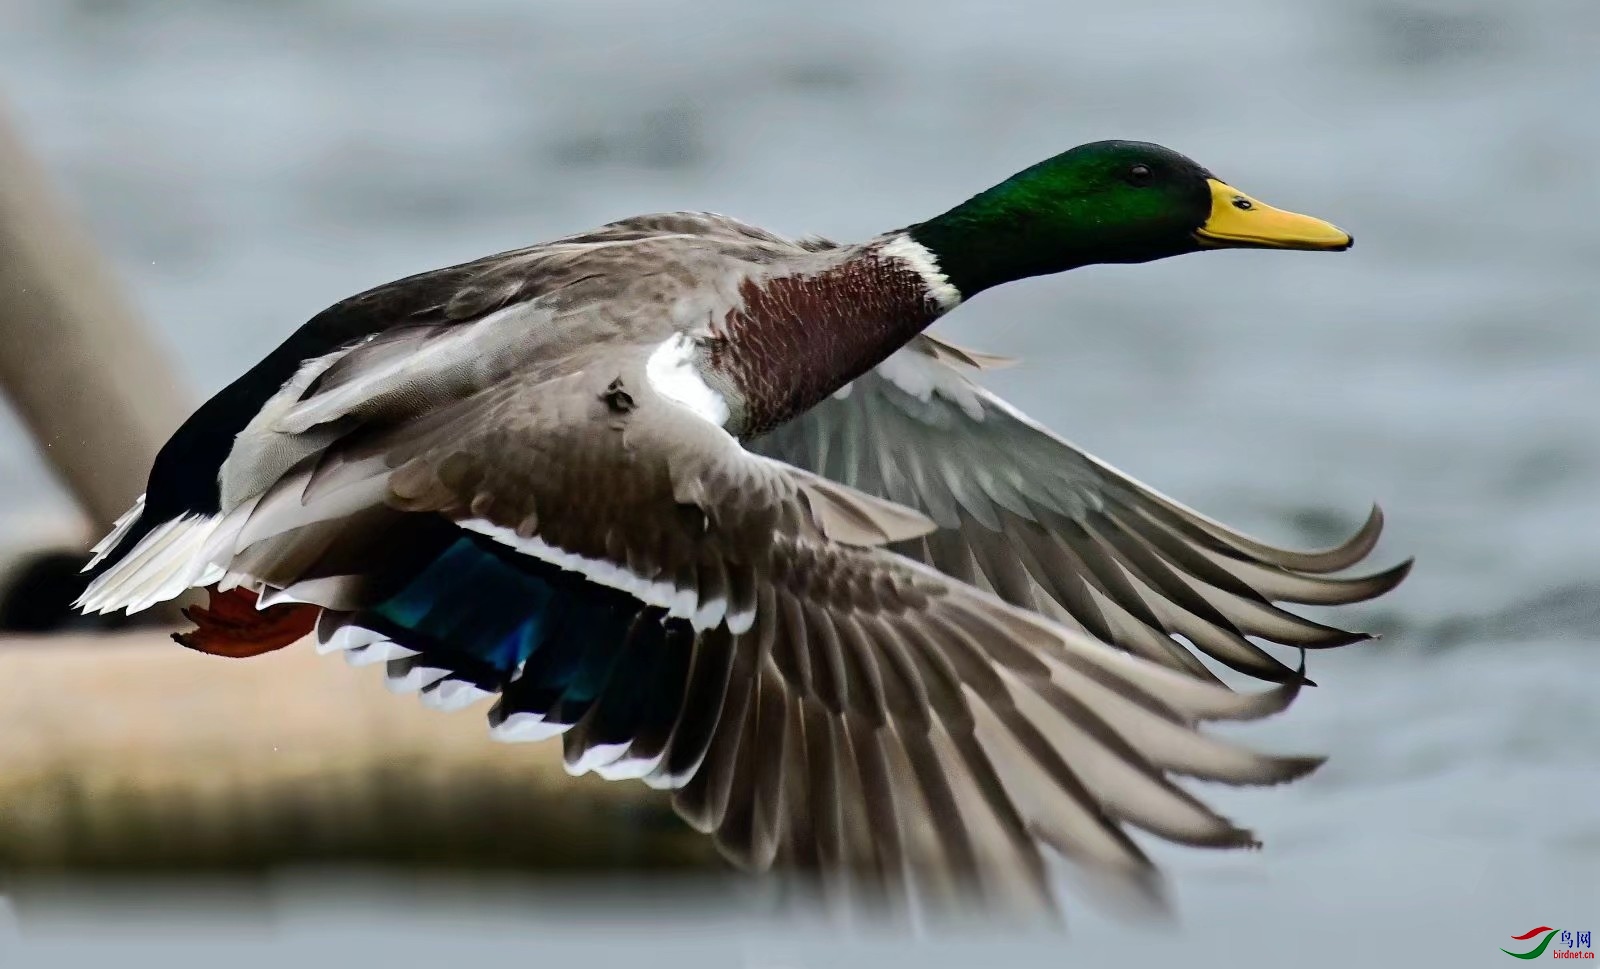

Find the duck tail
[[75, 498, 234, 617]]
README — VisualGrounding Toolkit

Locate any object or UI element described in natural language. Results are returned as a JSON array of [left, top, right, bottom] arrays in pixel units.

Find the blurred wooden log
[[0, 634, 718, 874], [0, 100, 188, 535]]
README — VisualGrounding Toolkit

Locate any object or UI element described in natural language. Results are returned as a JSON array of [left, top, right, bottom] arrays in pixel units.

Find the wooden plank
[[0, 100, 188, 535], [0, 634, 717, 873]]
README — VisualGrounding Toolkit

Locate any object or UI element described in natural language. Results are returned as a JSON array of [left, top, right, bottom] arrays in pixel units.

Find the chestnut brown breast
[[708, 252, 944, 436]]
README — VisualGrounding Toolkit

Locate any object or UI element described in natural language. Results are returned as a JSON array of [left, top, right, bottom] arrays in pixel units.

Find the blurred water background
[[0, 0, 1596, 964]]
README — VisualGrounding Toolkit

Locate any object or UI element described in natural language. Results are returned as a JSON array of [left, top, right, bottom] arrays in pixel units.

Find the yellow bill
[[1194, 178, 1353, 251]]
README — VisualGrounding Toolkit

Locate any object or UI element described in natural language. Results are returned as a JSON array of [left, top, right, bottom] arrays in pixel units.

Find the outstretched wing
[[749, 335, 1410, 685], [176, 350, 1322, 914], [77, 211, 823, 614]]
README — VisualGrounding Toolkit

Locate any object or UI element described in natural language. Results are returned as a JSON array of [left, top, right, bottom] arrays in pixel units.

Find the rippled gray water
[[1, 0, 1596, 963]]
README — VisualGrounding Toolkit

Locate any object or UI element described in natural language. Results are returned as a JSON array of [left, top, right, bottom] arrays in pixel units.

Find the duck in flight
[[77, 140, 1407, 915]]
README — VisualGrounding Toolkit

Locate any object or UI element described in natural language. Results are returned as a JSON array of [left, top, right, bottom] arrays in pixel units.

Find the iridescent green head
[[908, 140, 1352, 297]]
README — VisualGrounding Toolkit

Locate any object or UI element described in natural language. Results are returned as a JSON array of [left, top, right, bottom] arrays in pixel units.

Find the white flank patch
[[878, 233, 962, 312], [459, 518, 725, 631], [645, 332, 730, 427]]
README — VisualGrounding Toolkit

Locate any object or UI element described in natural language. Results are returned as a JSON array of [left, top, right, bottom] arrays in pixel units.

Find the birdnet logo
[[1502, 927, 1593, 960]]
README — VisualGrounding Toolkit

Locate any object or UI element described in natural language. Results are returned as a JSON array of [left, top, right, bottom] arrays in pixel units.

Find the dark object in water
[[0, 549, 156, 633]]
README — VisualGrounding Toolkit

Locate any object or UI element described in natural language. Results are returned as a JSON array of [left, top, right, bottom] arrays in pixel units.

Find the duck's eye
[[1127, 164, 1153, 186], [1232, 196, 1254, 210]]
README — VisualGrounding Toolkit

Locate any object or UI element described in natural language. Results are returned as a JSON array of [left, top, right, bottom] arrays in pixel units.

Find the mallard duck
[[77, 140, 1405, 913]]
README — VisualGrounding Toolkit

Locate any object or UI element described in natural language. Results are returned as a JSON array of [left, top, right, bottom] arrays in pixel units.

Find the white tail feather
[[83, 496, 148, 570], [76, 512, 229, 615]]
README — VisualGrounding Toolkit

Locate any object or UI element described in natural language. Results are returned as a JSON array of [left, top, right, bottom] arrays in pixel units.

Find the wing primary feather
[[969, 702, 1162, 905], [781, 700, 821, 875], [858, 614, 933, 727], [1014, 673, 1259, 847], [826, 707, 885, 909], [799, 599, 851, 714], [749, 659, 792, 870], [1098, 502, 1282, 604], [771, 588, 814, 693], [1187, 582, 1372, 649], [832, 614, 892, 726], [709, 670, 763, 865], [998, 522, 1120, 645], [671, 633, 756, 832], [899, 729, 981, 884], [1008, 516, 1220, 678], [798, 697, 846, 880], [943, 726, 1052, 906], [962, 516, 1043, 613], [1193, 547, 1415, 606], [1149, 600, 1308, 683], [846, 716, 909, 898], [1036, 515, 1179, 636], [1134, 498, 1387, 576], [652, 627, 738, 789]]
